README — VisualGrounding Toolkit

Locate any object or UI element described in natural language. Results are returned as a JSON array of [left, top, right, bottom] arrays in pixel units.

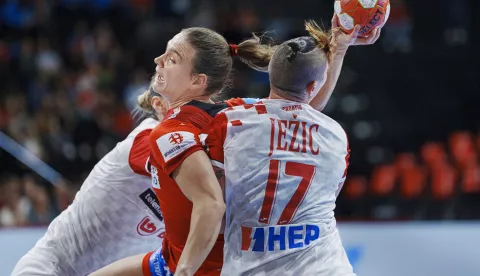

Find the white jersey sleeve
[[12, 118, 165, 276], [206, 100, 353, 276]]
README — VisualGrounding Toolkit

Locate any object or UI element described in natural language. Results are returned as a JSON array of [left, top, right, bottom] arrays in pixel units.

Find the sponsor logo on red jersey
[[156, 131, 197, 162], [169, 133, 184, 145]]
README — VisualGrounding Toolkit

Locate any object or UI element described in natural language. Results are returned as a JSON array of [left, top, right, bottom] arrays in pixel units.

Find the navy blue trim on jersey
[[186, 100, 229, 118]]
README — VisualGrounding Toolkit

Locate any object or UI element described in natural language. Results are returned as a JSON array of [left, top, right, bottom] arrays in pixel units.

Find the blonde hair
[[132, 84, 158, 121], [136, 88, 155, 115], [304, 20, 331, 57], [235, 20, 331, 72], [236, 34, 278, 72]]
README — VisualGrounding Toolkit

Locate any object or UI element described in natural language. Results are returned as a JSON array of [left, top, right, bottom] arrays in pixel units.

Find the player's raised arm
[[171, 150, 225, 276], [309, 14, 381, 112]]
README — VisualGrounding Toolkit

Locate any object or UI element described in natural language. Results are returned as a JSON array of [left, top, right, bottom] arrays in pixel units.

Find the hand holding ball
[[334, 0, 390, 37]]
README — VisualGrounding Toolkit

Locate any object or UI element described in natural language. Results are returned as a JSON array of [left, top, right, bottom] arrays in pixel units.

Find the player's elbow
[[205, 199, 225, 223], [208, 198, 226, 219], [191, 192, 225, 218]]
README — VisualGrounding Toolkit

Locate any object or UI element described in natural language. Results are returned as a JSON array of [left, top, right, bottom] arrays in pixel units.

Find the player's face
[[152, 32, 198, 102]]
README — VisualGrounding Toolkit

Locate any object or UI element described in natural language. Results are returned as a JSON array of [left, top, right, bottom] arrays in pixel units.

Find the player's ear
[[192, 73, 208, 89], [151, 95, 168, 120], [306, 81, 317, 96]]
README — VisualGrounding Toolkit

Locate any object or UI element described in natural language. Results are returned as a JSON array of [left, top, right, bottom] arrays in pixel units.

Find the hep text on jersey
[[241, 224, 320, 252]]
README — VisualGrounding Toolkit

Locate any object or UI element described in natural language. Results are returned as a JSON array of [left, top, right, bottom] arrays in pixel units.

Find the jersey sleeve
[[129, 129, 153, 176], [204, 113, 229, 169], [149, 119, 204, 176]]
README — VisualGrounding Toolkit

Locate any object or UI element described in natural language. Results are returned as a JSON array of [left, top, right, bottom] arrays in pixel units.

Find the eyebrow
[[170, 49, 183, 61]]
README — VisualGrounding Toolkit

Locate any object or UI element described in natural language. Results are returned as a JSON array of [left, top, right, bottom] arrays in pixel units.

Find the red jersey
[[146, 100, 234, 275]]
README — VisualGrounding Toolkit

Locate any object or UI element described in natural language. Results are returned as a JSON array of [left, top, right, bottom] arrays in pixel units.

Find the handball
[[334, 0, 390, 37]]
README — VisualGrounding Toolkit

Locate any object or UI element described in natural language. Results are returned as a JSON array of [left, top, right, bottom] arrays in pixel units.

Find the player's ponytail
[[236, 34, 278, 73], [305, 20, 331, 57]]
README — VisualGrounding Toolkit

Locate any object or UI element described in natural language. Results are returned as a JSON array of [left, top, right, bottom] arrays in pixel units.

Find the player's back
[[215, 100, 353, 275], [12, 118, 165, 276]]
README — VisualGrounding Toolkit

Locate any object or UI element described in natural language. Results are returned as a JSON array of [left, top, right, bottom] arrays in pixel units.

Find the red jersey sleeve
[[149, 119, 204, 176], [129, 129, 153, 176], [205, 113, 229, 168]]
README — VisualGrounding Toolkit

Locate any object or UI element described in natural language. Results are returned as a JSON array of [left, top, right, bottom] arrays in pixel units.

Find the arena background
[[1, 0, 479, 275]]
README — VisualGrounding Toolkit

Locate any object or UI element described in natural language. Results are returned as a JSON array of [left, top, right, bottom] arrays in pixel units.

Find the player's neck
[[269, 89, 308, 104], [168, 95, 214, 109]]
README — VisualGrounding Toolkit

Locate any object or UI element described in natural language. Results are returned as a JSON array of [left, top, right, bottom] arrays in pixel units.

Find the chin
[[152, 83, 163, 94]]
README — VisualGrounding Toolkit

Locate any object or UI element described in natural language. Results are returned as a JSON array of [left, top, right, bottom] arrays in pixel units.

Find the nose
[[154, 55, 164, 68]]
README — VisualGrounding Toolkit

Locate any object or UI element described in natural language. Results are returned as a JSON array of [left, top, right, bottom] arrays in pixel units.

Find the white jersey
[[205, 100, 354, 276], [12, 118, 165, 276]]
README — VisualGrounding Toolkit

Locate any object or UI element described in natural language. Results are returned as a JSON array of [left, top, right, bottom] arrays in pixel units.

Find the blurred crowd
[[0, 0, 478, 226], [338, 131, 480, 221], [0, 0, 276, 227], [0, 174, 71, 226]]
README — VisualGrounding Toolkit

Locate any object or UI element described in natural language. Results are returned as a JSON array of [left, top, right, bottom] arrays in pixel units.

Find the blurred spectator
[[18, 38, 36, 85], [53, 179, 75, 213], [123, 68, 149, 111], [36, 38, 62, 76], [0, 175, 30, 227], [23, 175, 57, 225]]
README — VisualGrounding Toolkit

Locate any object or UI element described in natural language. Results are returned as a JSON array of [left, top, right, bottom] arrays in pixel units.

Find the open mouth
[[156, 74, 165, 83]]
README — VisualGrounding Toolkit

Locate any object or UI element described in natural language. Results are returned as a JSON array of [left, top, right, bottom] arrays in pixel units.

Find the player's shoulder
[[305, 106, 348, 142], [219, 101, 268, 119], [166, 100, 229, 118], [150, 101, 230, 139], [162, 101, 229, 128]]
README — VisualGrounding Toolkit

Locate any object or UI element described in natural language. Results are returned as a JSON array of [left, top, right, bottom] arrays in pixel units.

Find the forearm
[[175, 199, 225, 276], [309, 50, 347, 112]]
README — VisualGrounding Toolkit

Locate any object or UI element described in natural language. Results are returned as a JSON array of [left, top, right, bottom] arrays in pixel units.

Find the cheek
[[165, 68, 179, 83], [172, 69, 191, 85]]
